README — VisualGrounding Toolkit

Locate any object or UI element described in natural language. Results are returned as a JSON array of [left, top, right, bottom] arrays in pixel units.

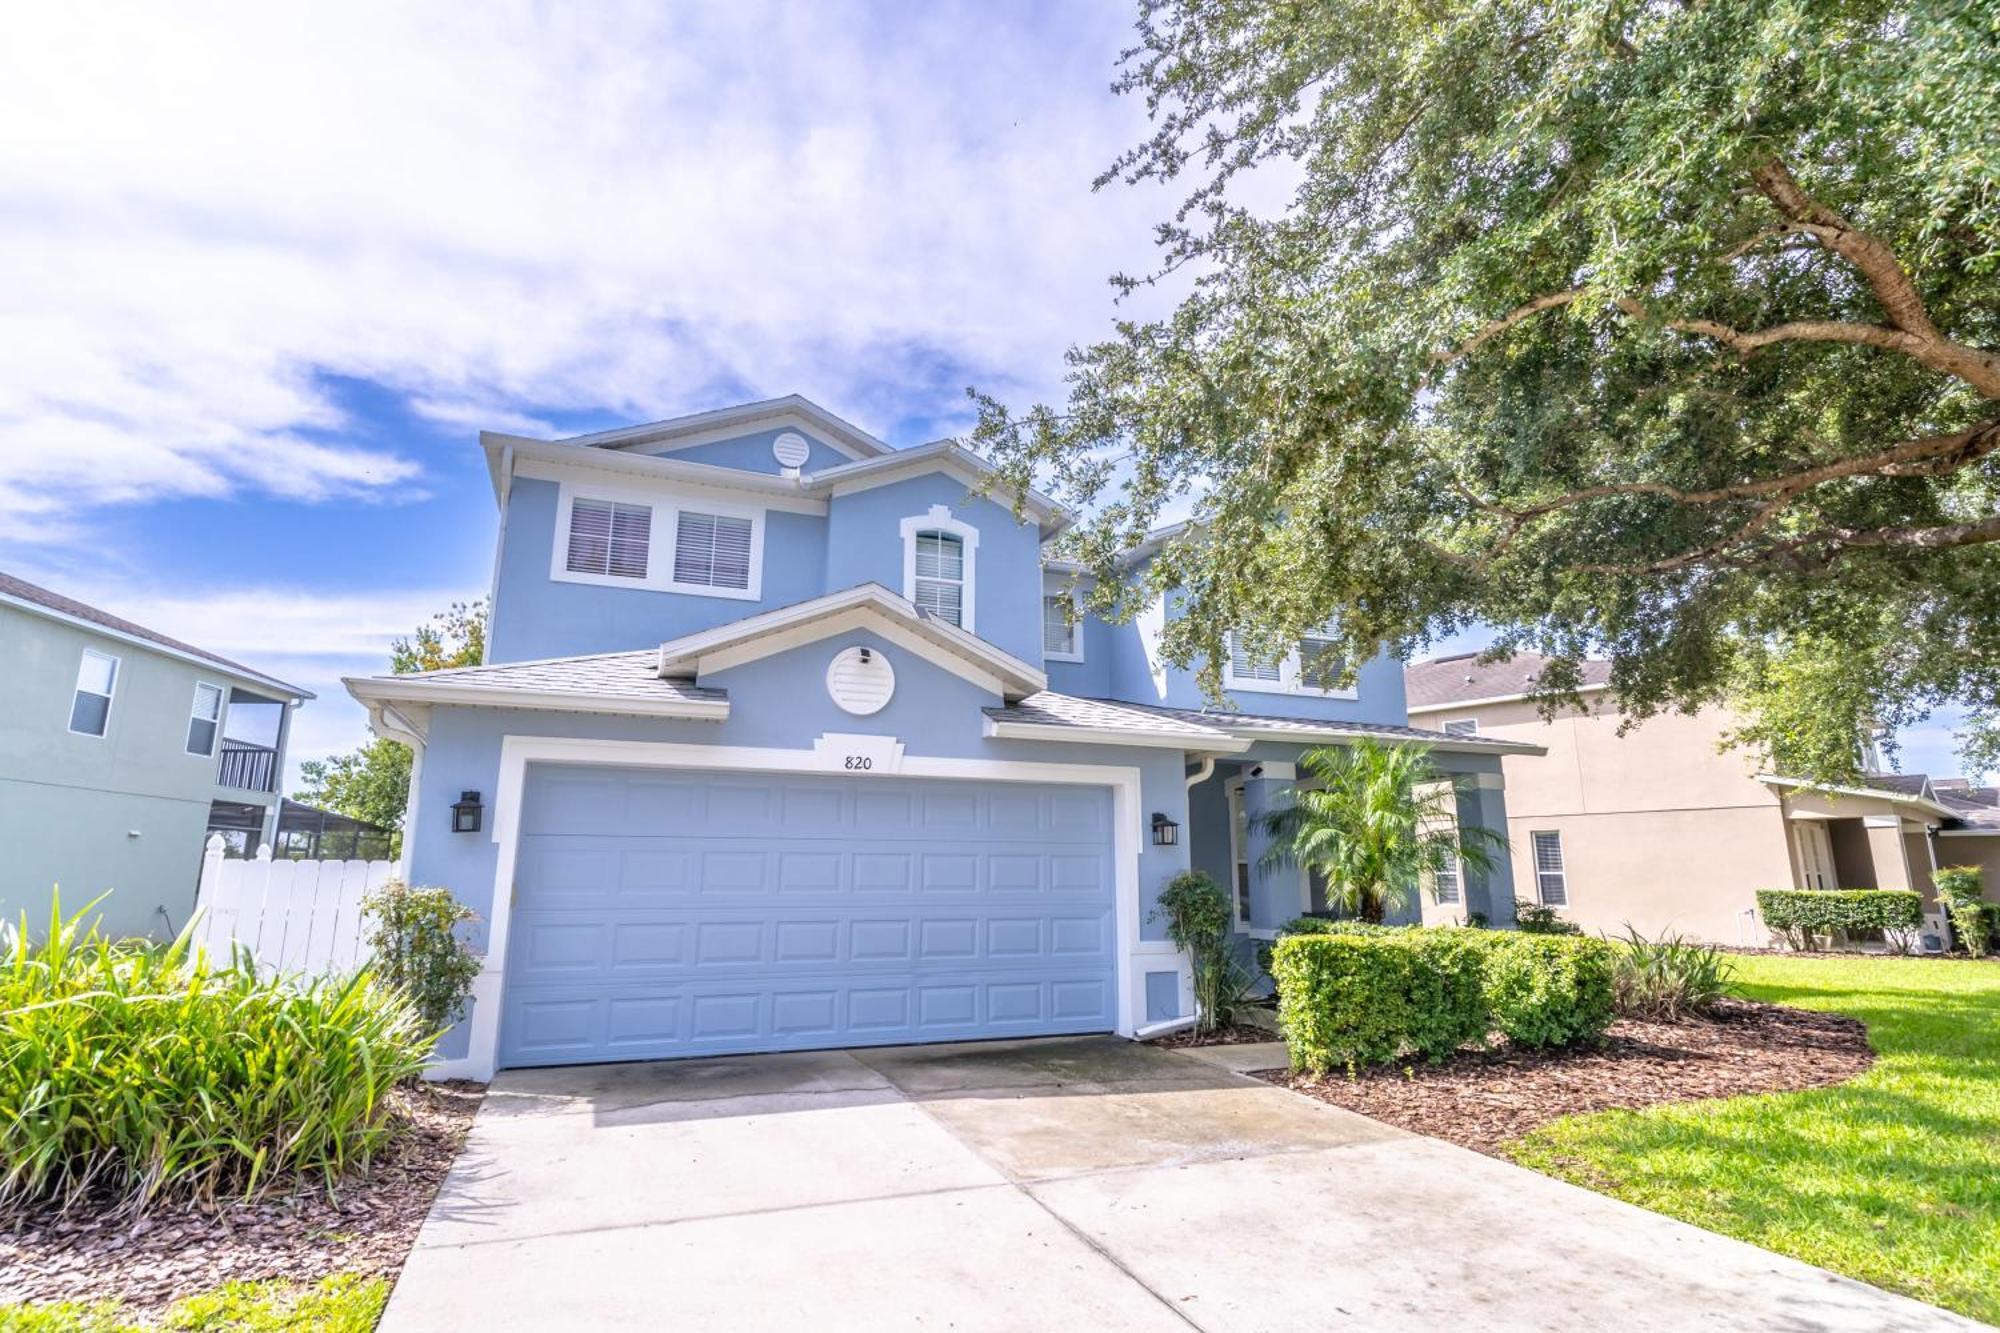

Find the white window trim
[[1042, 590, 1084, 663], [549, 479, 766, 601], [186, 680, 224, 757], [1221, 632, 1360, 699], [1441, 717, 1479, 737], [900, 505, 978, 633], [67, 648, 120, 738], [1530, 829, 1570, 907]]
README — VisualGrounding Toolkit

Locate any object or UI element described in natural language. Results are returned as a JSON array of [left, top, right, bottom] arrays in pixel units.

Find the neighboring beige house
[[1405, 652, 2000, 947]]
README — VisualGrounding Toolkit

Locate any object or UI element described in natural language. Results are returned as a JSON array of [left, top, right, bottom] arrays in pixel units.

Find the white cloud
[[0, 1, 1165, 529]]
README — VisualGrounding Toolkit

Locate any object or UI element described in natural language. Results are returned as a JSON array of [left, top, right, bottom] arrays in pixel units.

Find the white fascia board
[[981, 716, 1250, 752], [499, 442, 827, 514], [0, 591, 313, 700], [1758, 774, 1955, 819], [344, 676, 730, 722], [808, 442, 1072, 535], [1404, 682, 1612, 715], [655, 585, 1047, 699], [698, 606, 1015, 699], [1938, 826, 2000, 837], [1220, 721, 1546, 756], [551, 395, 892, 460]]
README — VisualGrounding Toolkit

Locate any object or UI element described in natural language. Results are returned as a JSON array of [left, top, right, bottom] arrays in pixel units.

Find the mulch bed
[[1151, 1021, 1280, 1048], [1263, 999, 1874, 1156], [0, 1080, 483, 1315]]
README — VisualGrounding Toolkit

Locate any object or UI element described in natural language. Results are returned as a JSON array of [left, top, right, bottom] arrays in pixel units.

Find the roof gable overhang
[[555, 395, 892, 460], [655, 584, 1047, 703], [1758, 774, 1956, 820], [0, 586, 312, 700], [806, 442, 1071, 539]]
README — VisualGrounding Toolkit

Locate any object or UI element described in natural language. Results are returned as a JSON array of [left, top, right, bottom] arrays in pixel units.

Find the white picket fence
[[191, 834, 394, 976]]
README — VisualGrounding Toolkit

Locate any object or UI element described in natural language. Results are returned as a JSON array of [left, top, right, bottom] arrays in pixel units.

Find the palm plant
[[1258, 739, 1505, 923]]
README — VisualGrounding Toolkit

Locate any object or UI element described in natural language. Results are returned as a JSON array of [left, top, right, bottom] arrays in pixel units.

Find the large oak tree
[[976, 0, 2000, 781]]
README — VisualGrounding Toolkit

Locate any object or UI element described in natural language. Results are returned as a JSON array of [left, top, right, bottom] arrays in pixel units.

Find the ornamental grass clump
[[1612, 928, 1738, 1021], [0, 899, 429, 1216]]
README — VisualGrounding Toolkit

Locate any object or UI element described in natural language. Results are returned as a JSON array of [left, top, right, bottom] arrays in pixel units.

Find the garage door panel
[[501, 766, 1118, 1068]]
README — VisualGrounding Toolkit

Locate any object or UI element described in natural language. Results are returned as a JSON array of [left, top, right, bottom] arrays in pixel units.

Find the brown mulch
[[1262, 999, 1874, 1156], [0, 1080, 483, 1315], [1151, 1021, 1280, 1048]]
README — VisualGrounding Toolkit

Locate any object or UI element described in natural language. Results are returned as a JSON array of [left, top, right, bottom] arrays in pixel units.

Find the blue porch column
[[1453, 772, 1519, 927], [1240, 761, 1298, 932]]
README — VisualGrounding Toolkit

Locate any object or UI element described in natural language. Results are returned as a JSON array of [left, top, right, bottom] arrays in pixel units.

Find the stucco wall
[[1933, 834, 2000, 904]]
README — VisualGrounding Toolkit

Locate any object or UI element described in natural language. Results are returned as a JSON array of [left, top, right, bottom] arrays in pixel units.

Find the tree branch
[[1432, 288, 1585, 367]]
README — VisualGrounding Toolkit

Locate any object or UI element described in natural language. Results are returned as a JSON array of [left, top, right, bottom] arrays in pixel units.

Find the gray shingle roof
[[1405, 651, 1613, 710], [0, 569, 309, 697], [984, 692, 1529, 751], [1861, 772, 1932, 799], [362, 650, 726, 704]]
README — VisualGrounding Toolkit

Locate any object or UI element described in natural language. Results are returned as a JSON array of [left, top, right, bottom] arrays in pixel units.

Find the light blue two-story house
[[347, 397, 1535, 1079]]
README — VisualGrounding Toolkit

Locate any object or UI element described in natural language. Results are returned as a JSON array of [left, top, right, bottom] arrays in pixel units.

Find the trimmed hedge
[[1270, 928, 1612, 1074], [1756, 888, 1922, 949]]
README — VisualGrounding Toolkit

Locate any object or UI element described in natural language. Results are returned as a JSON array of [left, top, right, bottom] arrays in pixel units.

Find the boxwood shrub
[[1271, 927, 1609, 1073], [1755, 888, 1922, 949]]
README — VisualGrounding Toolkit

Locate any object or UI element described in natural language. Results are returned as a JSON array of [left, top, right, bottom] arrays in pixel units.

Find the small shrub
[[1756, 888, 1923, 951], [1612, 928, 1738, 1020], [0, 901, 428, 1215], [1151, 871, 1248, 1034], [1514, 900, 1581, 935], [1271, 929, 1492, 1073], [1278, 916, 1402, 936], [1483, 935, 1617, 1047], [364, 881, 483, 1036], [1931, 867, 1995, 958]]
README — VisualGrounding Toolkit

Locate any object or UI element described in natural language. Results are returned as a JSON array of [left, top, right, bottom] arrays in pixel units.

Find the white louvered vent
[[772, 432, 812, 468], [826, 646, 896, 716]]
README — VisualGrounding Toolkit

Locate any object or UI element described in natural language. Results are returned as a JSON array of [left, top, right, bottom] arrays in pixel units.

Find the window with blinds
[[1433, 856, 1462, 905], [68, 649, 119, 736], [566, 498, 651, 579], [673, 511, 754, 589], [1043, 595, 1076, 656], [913, 531, 965, 625], [186, 682, 223, 756], [1442, 718, 1479, 737], [1531, 831, 1569, 906], [1297, 634, 1344, 691], [1226, 634, 1282, 682]]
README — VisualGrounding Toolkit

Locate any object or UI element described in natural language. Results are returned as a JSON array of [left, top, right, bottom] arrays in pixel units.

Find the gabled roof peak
[[549, 394, 892, 460]]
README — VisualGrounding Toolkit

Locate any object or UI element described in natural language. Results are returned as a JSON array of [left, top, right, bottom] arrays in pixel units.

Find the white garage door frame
[[432, 732, 1154, 1081]]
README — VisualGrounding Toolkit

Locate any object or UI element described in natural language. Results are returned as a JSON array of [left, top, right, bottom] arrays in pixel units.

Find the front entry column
[[1453, 771, 1519, 928], [1241, 762, 1299, 932]]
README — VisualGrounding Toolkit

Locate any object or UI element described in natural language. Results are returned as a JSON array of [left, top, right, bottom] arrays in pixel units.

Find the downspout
[[1185, 753, 1218, 790]]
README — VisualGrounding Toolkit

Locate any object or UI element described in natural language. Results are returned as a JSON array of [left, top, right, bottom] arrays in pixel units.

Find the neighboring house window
[[186, 682, 223, 756], [1531, 831, 1569, 906], [1433, 856, 1462, 905], [1222, 631, 1358, 697], [900, 507, 979, 631], [1442, 718, 1479, 737], [566, 498, 651, 579], [1043, 594, 1081, 660], [672, 510, 754, 590], [68, 649, 119, 736]]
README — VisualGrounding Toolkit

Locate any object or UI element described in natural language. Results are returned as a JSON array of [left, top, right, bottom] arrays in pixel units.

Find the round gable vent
[[826, 645, 895, 716], [772, 432, 812, 469]]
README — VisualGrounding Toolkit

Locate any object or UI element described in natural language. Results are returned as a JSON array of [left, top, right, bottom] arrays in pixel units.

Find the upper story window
[[672, 511, 753, 590], [1441, 718, 1479, 737], [1222, 630, 1358, 698], [552, 483, 763, 601], [186, 682, 223, 756], [68, 649, 119, 736], [566, 498, 651, 580], [1043, 594, 1082, 661], [900, 506, 978, 632]]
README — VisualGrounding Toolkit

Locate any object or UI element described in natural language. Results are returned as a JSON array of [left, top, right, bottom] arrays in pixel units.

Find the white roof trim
[[1208, 720, 1546, 756], [808, 441, 1071, 535], [344, 675, 730, 722], [654, 584, 1047, 702], [555, 395, 891, 460], [982, 716, 1252, 752], [1405, 682, 1612, 714], [1758, 774, 1956, 819], [0, 588, 312, 700]]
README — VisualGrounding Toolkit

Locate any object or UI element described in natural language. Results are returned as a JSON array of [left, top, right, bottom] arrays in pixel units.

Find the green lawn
[[0, 1275, 386, 1332], [1510, 955, 2000, 1324]]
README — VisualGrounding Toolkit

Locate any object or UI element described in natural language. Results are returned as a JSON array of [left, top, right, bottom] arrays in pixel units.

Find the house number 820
[[844, 755, 873, 771]]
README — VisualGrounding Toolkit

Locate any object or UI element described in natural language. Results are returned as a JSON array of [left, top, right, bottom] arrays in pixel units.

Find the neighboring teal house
[[346, 396, 1538, 1079], [0, 572, 312, 939]]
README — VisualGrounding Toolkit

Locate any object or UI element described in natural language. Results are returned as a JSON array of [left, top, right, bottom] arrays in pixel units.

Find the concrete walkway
[[381, 1036, 1977, 1332]]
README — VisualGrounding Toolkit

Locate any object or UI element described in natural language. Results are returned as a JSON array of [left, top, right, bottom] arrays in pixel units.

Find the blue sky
[[0, 1, 1969, 785]]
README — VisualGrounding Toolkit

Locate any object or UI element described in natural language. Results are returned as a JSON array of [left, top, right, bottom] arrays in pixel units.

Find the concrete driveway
[[381, 1036, 1973, 1332]]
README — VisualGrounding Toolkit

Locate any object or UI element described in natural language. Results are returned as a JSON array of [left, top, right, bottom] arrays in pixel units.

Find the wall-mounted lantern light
[[1150, 812, 1180, 847], [451, 790, 484, 834]]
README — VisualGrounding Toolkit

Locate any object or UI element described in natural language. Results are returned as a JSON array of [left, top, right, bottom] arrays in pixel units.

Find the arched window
[[900, 506, 979, 631]]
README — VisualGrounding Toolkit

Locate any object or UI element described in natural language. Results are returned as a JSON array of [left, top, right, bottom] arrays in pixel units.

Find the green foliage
[[364, 881, 483, 1037], [291, 601, 487, 844], [1932, 865, 1984, 905], [1756, 888, 1923, 950], [1278, 916, 1398, 937], [1513, 900, 1581, 935], [0, 900, 428, 1215], [1271, 934, 1424, 1073], [1482, 935, 1618, 1049], [1612, 928, 1739, 1021], [1258, 740, 1503, 922], [0, 1274, 388, 1332], [1510, 954, 2000, 1323], [1946, 900, 1997, 958], [1151, 870, 1247, 1034], [975, 0, 2000, 788]]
